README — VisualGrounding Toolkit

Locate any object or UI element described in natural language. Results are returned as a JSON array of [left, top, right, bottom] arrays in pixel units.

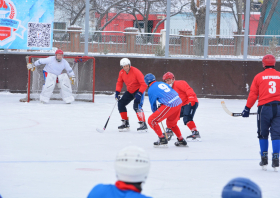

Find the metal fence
[[1, 0, 280, 61]]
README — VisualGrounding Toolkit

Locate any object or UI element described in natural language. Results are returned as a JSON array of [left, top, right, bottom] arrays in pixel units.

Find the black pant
[[180, 102, 198, 125], [118, 91, 144, 113]]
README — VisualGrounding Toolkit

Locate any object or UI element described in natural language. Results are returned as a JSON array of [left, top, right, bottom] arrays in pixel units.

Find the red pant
[[148, 104, 182, 138]]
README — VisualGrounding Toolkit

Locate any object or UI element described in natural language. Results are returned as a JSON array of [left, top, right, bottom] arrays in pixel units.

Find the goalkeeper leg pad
[[58, 73, 74, 104], [40, 72, 57, 103]]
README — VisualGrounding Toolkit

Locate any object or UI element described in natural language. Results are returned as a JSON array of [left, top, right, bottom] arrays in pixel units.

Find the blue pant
[[257, 101, 280, 140], [180, 102, 198, 125], [118, 90, 145, 113]]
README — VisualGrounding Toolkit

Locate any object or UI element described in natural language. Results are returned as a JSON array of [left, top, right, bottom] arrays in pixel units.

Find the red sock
[[136, 111, 145, 122], [170, 125, 182, 138], [178, 136, 183, 141], [153, 124, 163, 137], [120, 112, 128, 120], [187, 121, 197, 131]]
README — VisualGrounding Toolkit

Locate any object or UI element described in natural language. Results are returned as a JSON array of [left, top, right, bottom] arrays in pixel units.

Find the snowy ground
[[0, 93, 279, 198]]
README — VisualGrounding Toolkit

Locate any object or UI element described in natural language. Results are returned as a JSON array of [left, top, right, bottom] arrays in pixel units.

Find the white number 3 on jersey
[[269, 81, 276, 94]]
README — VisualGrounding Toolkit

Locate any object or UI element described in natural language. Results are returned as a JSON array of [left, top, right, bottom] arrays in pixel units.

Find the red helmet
[[163, 72, 175, 81], [262, 54, 276, 68], [55, 49, 64, 55]]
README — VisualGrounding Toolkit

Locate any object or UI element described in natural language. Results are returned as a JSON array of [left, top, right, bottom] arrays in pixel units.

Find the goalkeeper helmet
[[55, 49, 64, 55]]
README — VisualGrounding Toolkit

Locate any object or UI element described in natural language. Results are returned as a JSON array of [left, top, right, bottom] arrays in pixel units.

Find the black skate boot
[[154, 136, 168, 147], [166, 128, 174, 141], [118, 119, 130, 132], [137, 121, 148, 132], [175, 138, 188, 147], [186, 130, 201, 142], [272, 153, 279, 172], [259, 151, 268, 171]]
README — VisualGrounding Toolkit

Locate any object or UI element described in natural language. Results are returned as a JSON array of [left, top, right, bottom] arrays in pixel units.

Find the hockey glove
[[115, 91, 120, 101], [27, 63, 35, 71], [134, 91, 142, 103], [70, 76, 76, 85], [242, 106, 250, 117]]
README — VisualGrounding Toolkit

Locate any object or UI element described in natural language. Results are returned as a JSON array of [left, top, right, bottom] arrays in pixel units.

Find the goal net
[[20, 56, 95, 102]]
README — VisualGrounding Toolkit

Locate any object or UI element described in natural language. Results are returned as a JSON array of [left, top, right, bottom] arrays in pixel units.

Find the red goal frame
[[26, 55, 96, 103]]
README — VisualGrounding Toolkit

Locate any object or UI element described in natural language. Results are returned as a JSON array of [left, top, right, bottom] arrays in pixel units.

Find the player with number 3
[[242, 54, 280, 171], [144, 73, 187, 147]]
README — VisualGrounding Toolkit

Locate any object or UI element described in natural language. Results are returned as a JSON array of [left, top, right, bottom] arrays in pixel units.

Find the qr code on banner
[[27, 23, 51, 48]]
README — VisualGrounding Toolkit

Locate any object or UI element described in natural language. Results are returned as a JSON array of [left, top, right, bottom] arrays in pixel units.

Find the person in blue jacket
[[87, 146, 151, 198]]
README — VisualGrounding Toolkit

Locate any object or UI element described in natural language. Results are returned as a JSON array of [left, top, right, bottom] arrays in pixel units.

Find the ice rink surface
[[0, 93, 279, 198]]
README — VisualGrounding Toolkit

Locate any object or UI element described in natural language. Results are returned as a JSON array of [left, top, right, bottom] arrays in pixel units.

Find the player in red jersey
[[115, 58, 148, 132], [163, 72, 201, 141], [242, 54, 280, 171]]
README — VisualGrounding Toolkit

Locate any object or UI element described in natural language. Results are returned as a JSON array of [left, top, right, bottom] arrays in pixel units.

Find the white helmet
[[115, 146, 150, 183], [120, 58, 131, 67]]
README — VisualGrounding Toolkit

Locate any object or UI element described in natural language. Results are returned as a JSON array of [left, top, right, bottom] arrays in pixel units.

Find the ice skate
[[118, 119, 130, 132], [166, 128, 174, 141], [154, 136, 168, 148], [174, 138, 188, 147], [272, 153, 279, 172], [186, 130, 201, 142], [259, 152, 268, 171], [137, 121, 148, 132]]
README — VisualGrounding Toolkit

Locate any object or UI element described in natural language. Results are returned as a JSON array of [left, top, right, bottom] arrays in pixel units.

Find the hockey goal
[[20, 55, 95, 103]]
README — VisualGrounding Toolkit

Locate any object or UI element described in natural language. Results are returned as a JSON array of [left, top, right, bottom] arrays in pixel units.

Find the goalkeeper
[[27, 49, 76, 104]]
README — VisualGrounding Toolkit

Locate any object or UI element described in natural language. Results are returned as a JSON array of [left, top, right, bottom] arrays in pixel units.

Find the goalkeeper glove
[[27, 63, 35, 71], [70, 76, 76, 85]]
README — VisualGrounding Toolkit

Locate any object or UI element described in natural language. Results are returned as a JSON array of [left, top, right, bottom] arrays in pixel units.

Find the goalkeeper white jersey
[[34, 56, 75, 77]]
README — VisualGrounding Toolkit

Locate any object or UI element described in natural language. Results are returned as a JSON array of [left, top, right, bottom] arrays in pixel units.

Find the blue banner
[[0, 0, 54, 50]]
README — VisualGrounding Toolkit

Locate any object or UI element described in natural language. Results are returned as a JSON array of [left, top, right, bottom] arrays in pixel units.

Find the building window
[[54, 22, 67, 30]]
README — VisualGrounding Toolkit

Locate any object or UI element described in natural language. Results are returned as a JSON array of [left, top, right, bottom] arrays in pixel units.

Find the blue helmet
[[222, 177, 262, 198], [144, 73, 156, 85]]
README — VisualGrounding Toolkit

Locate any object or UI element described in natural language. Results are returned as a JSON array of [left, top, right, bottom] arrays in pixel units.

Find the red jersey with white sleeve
[[116, 66, 147, 94], [246, 68, 280, 108], [172, 80, 198, 106]]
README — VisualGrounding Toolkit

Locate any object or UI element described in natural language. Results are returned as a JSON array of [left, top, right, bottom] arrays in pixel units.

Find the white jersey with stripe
[[34, 56, 75, 77]]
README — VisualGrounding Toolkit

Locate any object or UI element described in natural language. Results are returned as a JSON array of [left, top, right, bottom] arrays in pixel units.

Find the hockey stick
[[221, 101, 257, 117], [96, 100, 118, 133], [160, 122, 168, 139]]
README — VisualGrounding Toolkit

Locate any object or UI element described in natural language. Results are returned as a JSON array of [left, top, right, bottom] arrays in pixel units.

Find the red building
[[97, 13, 166, 34], [242, 13, 260, 36]]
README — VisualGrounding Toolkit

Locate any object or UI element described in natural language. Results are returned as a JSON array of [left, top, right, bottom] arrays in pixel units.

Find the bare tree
[[256, 0, 269, 36], [261, 0, 279, 34], [126, 0, 166, 34], [255, 0, 279, 45], [190, 0, 206, 56], [55, 0, 86, 26], [55, 0, 131, 30], [222, 0, 243, 56], [152, 1, 190, 34]]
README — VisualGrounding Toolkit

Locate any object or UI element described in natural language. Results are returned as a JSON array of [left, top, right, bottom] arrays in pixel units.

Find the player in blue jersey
[[87, 146, 151, 198], [144, 73, 188, 147]]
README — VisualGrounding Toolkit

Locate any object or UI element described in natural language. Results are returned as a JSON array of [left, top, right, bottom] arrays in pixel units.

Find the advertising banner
[[0, 0, 54, 50]]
